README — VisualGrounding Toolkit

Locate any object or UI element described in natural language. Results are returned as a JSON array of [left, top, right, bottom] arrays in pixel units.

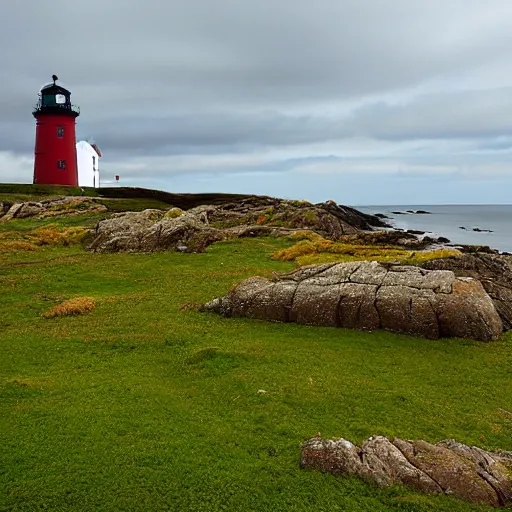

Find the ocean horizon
[[355, 204, 512, 253]]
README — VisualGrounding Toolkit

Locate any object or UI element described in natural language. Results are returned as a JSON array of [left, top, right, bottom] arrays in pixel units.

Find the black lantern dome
[[33, 75, 80, 118]]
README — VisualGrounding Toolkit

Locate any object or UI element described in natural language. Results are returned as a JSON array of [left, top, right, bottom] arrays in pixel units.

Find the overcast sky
[[1, 0, 512, 204]]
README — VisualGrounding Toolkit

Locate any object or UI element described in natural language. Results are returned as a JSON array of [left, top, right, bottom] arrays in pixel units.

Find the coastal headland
[[2, 184, 512, 511]]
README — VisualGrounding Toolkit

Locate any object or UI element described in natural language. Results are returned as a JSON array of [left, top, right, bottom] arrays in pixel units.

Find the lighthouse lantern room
[[33, 75, 80, 186]]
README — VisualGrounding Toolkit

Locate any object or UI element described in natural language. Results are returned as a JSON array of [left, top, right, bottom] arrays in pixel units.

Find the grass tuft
[[42, 297, 96, 318], [186, 346, 221, 364]]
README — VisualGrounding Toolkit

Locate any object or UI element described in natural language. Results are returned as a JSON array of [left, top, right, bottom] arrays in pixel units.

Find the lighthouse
[[32, 75, 80, 186]]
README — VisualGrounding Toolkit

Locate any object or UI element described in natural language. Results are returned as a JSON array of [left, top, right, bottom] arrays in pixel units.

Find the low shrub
[[42, 297, 96, 319]]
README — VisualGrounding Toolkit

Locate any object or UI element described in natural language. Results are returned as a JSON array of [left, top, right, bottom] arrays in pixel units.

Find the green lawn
[[1, 230, 512, 511]]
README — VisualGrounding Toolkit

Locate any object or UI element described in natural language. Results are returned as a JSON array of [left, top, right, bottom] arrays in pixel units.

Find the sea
[[355, 205, 512, 254]]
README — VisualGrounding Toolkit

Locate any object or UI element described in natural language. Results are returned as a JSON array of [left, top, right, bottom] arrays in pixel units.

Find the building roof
[[76, 140, 102, 158], [90, 143, 102, 157], [40, 83, 71, 95]]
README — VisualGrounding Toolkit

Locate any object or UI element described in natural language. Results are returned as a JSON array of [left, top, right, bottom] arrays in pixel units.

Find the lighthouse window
[[57, 160, 67, 170], [42, 94, 56, 106], [55, 94, 66, 104], [57, 126, 64, 138]]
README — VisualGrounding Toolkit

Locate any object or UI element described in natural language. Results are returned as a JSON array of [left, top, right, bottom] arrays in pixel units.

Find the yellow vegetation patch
[[0, 240, 38, 253], [273, 236, 461, 266], [42, 297, 96, 319], [164, 207, 183, 219], [33, 226, 90, 246], [0, 230, 39, 253], [0, 226, 91, 251], [287, 230, 324, 242]]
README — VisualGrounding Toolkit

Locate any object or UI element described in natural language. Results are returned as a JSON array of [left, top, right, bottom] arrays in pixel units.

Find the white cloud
[[0, 152, 33, 183]]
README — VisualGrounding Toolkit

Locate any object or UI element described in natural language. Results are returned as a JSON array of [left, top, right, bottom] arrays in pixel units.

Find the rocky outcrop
[[301, 435, 512, 508], [420, 253, 512, 330], [335, 230, 446, 249], [200, 197, 388, 236], [86, 207, 301, 253], [0, 197, 107, 221], [88, 198, 388, 253], [202, 261, 503, 341], [88, 208, 223, 253]]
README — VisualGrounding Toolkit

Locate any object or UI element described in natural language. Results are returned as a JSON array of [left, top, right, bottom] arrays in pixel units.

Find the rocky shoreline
[[1, 194, 506, 254]]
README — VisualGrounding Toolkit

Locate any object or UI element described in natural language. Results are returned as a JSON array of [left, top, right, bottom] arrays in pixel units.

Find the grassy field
[[1, 208, 512, 511]]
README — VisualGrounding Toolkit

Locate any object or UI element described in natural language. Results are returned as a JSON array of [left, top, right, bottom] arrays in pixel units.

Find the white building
[[76, 140, 101, 188]]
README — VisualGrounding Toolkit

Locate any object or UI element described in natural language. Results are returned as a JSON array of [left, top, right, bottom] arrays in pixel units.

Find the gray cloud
[[2, 0, 512, 203]]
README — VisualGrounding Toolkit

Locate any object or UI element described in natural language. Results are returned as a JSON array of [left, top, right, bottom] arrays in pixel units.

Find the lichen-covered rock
[[88, 209, 224, 253], [1, 201, 45, 219], [437, 439, 512, 507], [300, 437, 363, 476], [421, 253, 512, 330], [203, 261, 503, 341], [301, 435, 512, 508], [0, 197, 107, 221], [87, 198, 388, 253], [361, 436, 442, 492], [393, 438, 500, 507]]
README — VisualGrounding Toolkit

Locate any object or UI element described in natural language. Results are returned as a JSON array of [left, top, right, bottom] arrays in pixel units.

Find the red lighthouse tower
[[33, 75, 80, 186]]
